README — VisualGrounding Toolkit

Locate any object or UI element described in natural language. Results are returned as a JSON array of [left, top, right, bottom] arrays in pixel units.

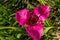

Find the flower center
[[28, 14, 39, 25]]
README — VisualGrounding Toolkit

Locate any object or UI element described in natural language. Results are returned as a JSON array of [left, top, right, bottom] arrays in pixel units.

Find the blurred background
[[0, 0, 60, 40]]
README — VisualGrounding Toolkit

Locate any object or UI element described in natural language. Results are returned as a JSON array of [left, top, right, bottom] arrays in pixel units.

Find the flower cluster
[[16, 5, 50, 40]]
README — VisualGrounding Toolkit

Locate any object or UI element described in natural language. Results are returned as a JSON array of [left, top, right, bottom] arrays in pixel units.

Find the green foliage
[[0, 0, 60, 40]]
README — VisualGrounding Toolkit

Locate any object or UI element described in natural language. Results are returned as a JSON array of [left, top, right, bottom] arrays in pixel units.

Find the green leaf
[[43, 26, 54, 35], [0, 26, 21, 31], [27, 3, 34, 9], [37, 0, 46, 5], [17, 34, 22, 38]]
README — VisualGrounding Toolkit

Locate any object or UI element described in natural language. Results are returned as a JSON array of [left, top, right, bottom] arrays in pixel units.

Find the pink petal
[[26, 24, 44, 40], [16, 9, 30, 25], [33, 5, 50, 22]]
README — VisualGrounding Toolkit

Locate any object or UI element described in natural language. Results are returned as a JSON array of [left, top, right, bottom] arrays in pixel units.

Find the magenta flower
[[16, 5, 50, 40]]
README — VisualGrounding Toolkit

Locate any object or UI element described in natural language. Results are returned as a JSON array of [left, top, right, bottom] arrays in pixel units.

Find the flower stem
[[0, 26, 21, 31]]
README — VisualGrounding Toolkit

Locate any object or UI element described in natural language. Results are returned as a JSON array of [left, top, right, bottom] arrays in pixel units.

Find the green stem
[[38, 0, 46, 5], [46, 20, 50, 26], [43, 26, 54, 35], [0, 26, 21, 31]]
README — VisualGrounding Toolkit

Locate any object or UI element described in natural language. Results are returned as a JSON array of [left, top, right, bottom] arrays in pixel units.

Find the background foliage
[[0, 0, 60, 40]]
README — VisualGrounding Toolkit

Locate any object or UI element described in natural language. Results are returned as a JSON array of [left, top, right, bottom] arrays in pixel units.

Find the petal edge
[[16, 9, 30, 25], [26, 24, 44, 40]]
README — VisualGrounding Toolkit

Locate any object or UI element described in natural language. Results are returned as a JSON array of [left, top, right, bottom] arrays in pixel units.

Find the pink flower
[[16, 5, 50, 40]]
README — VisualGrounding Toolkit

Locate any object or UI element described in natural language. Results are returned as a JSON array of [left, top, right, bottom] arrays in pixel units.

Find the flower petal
[[26, 24, 44, 40], [33, 5, 50, 22], [16, 9, 30, 25]]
